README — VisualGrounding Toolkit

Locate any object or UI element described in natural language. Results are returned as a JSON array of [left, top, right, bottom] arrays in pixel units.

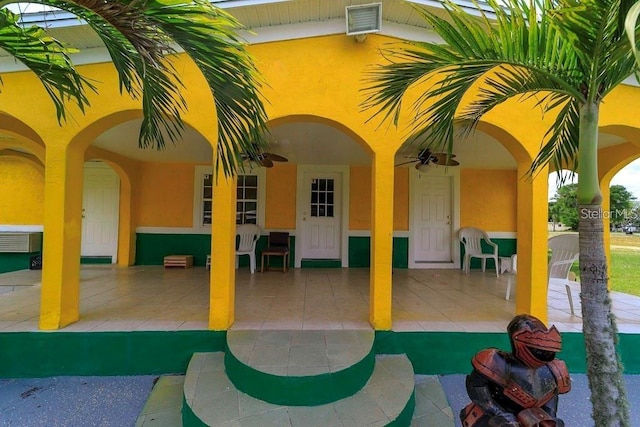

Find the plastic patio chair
[[548, 234, 580, 315], [235, 223, 262, 274], [459, 227, 500, 277]]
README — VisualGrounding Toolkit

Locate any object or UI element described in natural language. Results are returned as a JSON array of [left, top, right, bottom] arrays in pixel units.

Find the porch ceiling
[[90, 119, 628, 168]]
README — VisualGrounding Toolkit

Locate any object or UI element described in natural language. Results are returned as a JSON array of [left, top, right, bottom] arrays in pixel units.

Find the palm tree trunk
[[577, 103, 629, 426]]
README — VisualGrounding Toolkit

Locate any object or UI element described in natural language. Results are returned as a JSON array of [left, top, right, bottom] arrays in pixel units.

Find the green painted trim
[[374, 331, 640, 375], [393, 237, 409, 269], [387, 391, 415, 427], [460, 238, 517, 270], [224, 344, 376, 406], [80, 256, 112, 264], [0, 331, 225, 378], [0, 252, 40, 273], [135, 233, 296, 269], [348, 236, 409, 269], [135, 233, 212, 266], [1, 330, 640, 378], [301, 259, 341, 268], [182, 395, 207, 427]]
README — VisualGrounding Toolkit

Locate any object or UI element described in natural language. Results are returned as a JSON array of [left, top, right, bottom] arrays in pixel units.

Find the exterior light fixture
[[346, 3, 382, 42]]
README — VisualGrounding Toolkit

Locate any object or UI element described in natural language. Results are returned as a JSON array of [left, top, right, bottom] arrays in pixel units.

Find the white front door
[[81, 164, 120, 261], [412, 175, 453, 263], [301, 172, 342, 260]]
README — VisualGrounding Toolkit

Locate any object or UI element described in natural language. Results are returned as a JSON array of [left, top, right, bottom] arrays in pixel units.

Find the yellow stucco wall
[[0, 158, 44, 224], [265, 164, 297, 229], [136, 162, 196, 227], [349, 166, 371, 230], [460, 169, 518, 231], [349, 166, 409, 231]]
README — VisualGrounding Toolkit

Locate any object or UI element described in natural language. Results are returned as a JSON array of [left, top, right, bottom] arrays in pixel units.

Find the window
[[236, 175, 258, 224], [193, 166, 265, 231], [310, 178, 335, 218], [201, 173, 213, 226]]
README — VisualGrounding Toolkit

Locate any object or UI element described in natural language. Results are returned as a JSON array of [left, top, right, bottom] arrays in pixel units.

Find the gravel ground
[[0, 376, 157, 427]]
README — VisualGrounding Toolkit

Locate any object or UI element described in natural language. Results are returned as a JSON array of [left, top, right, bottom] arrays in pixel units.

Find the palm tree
[[0, 0, 268, 176], [363, 0, 637, 424]]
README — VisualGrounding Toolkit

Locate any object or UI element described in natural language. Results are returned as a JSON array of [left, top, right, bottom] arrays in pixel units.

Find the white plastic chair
[[503, 254, 517, 300], [459, 227, 500, 277], [235, 224, 262, 274], [548, 234, 580, 315]]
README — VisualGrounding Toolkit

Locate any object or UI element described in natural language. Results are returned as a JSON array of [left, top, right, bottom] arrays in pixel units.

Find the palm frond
[[552, 0, 636, 102], [141, 0, 269, 177], [0, 8, 93, 122], [47, 0, 184, 150], [625, 0, 640, 68], [362, 0, 584, 173], [529, 98, 580, 176]]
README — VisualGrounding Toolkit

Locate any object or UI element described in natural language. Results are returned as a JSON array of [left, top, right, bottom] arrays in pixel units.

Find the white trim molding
[[0, 225, 44, 232]]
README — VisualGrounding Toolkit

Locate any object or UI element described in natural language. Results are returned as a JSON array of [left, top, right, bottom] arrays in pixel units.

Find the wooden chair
[[261, 232, 290, 272]]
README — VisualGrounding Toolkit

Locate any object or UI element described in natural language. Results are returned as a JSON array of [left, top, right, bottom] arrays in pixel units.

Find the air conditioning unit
[[0, 232, 42, 253], [346, 3, 382, 38]]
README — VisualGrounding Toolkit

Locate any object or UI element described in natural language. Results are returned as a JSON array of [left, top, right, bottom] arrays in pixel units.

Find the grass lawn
[[554, 231, 640, 296], [609, 232, 640, 296]]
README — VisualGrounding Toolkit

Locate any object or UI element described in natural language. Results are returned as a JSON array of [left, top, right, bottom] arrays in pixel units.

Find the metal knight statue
[[460, 314, 571, 427]]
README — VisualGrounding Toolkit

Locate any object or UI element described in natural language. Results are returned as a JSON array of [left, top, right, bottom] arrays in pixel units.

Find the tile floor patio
[[1, 265, 639, 333]]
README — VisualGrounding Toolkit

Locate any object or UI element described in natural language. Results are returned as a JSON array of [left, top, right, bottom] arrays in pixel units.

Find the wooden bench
[[163, 255, 193, 269]]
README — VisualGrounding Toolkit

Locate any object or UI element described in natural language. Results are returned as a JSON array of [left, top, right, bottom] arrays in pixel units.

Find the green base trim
[[301, 259, 341, 268], [80, 256, 112, 264], [0, 252, 40, 273], [387, 390, 415, 427], [0, 330, 225, 378], [348, 236, 409, 269], [224, 345, 375, 406], [374, 331, 640, 375], [2, 330, 640, 378], [182, 395, 207, 427]]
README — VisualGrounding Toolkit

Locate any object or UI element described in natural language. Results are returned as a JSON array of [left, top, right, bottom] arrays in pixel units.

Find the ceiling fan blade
[[265, 153, 288, 162], [395, 160, 419, 167], [260, 158, 274, 168], [431, 153, 460, 166]]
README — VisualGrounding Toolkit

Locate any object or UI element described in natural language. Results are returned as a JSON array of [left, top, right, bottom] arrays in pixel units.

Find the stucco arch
[[475, 121, 532, 165], [268, 114, 374, 157], [0, 149, 44, 174], [598, 125, 640, 184], [0, 113, 46, 161]]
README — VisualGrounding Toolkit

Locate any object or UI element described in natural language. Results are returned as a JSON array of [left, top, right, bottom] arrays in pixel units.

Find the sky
[[548, 158, 640, 201]]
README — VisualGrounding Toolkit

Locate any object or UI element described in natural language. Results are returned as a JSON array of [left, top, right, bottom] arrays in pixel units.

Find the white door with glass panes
[[81, 164, 119, 260], [412, 175, 453, 262], [301, 172, 341, 259]]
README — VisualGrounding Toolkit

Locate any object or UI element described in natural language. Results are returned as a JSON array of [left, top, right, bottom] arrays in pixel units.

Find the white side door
[[82, 164, 120, 261], [301, 172, 342, 260], [412, 175, 453, 263]]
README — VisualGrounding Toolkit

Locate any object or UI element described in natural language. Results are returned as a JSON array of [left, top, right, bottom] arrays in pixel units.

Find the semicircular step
[[182, 352, 415, 426], [224, 329, 375, 405]]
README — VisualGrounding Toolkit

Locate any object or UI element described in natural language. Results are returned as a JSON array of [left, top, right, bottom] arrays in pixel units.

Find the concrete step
[[224, 329, 375, 405], [136, 373, 456, 426], [182, 352, 416, 426]]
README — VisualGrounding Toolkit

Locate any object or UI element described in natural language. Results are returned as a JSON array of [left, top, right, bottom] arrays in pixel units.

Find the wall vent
[[346, 3, 382, 37], [0, 232, 42, 253]]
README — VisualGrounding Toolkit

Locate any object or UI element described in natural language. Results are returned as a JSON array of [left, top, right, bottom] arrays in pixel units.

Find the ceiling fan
[[396, 148, 460, 170], [241, 148, 289, 168]]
